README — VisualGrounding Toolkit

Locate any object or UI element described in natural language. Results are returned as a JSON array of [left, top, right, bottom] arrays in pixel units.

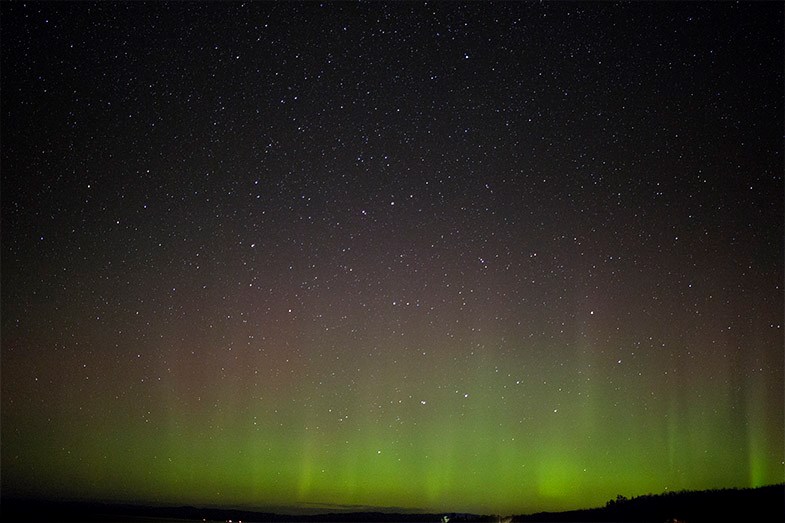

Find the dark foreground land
[[511, 484, 785, 523], [2, 484, 783, 523], [0, 502, 486, 523]]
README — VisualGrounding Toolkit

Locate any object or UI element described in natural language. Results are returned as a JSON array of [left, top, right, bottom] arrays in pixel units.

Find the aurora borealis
[[1, 1, 783, 517]]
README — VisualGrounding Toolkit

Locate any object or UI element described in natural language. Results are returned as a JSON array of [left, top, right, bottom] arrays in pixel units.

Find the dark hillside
[[512, 484, 785, 523]]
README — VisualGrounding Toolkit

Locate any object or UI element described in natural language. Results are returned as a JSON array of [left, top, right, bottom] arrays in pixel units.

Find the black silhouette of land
[[511, 483, 784, 522], [2, 484, 783, 523]]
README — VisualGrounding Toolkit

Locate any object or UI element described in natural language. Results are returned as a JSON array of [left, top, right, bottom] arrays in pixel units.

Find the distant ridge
[[0, 499, 494, 523], [2, 484, 782, 522]]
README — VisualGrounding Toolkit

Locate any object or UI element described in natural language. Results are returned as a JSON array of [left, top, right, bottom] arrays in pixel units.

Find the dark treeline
[[2, 485, 783, 522], [512, 484, 785, 523]]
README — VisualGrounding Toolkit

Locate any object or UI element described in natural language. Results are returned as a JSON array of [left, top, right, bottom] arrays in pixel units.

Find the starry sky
[[1, 1, 783, 516]]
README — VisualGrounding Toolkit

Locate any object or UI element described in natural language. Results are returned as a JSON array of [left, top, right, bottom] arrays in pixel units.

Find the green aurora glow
[[3, 318, 783, 514]]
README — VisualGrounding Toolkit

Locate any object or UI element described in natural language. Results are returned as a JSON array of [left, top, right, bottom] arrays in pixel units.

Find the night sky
[[1, 1, 783, 516]]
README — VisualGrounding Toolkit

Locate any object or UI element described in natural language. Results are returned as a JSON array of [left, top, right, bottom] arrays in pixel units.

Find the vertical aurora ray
[[745, 344, 785, 488]]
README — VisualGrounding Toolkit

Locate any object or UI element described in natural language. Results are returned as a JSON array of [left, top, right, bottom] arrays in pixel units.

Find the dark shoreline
[[2, 484, 783, 523]]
